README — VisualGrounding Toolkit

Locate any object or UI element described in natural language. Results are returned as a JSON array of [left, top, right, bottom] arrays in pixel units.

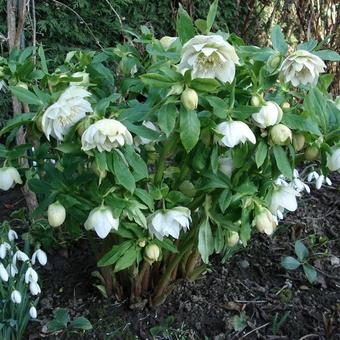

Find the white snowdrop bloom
[[8, 229, 18, 241], [7, 263, 18, 277], [31, 249, 48, 266], [0, 263, 9, 282], [0, 80, 6, 92], [280, 50, 326, 87], [254, 207, 278, 235], [134, 121, 160, 146], [29, 282, 41, 296], [291, 169, 310, 193], [251, 101, 283, 128], [215, 121, 256, 148], [270, 185, 300, 214], [159, 36, 178, 50], [148, 207, 191, 240], [25, 267, 39, 284], [178, 35, 240, 83], [42, 86, 93, 141], [0, 167, 23, 191], [70, 71, 90, 87], [48, 202, 66, 227], [81, 119, 133, 152], [13, 250, 29, 264], [307, 171, 319, 182], [274, 175, 289, 187], [29, 306, 37, 319], [11, 290, 22, 304], [315, 175, 332, 190], [0, 242, 11, 259], [327, 147, 340, 172], [84, 206, 119, 239], [219, 157, 233, 177]]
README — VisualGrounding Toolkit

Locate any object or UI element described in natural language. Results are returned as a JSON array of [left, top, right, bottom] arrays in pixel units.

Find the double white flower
[[42, 86, 93, 141], [0, 167, 22, 191], [178, 35, 240, 83], [85, 206, 119, 239], [252, 101, 283, 128], [270, 184, 300, 216], [280, 50, 326, 87], [148, 207, 191, 240], [215, 121, 256, 148], [81, 119, 133, 152]]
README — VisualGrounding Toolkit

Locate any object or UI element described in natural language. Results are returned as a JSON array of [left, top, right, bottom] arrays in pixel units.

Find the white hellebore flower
[[0, 263, 9, 282], [84, 206, 119, 239], [254, 207, 278, 235], [81, 119, 133, 152], [148, 207, 191, 240], [32, 249, 48, 266], [48, 202, 66, 227], [70, 71, 90, 87], [159, 36, 177, 50], [8, 229, 18, 241], [215, 121, 256, 148], [327, 147, 340, 172], [0, 167, 23, 191], [42, 86, 93, 141], [178, 35, 240, 83], [11, 290, 22, 304], [29, 282, 41, 295], [0, 242, 11, 259], [252, 101, 283, 128], [280, 50, 326, 87], [29, 306, 37, 319], [25, 267, 38, 284], [219, 157, 233, 177], [270, 185, 299, 215]]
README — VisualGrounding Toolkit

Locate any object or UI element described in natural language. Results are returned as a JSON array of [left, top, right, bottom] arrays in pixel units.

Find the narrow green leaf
[[273, 145, 292, 179], [198, 218, 214, 264], [176, 4, 195, 44], [123, 145, 148, 181], [114, 246, 138, 272], [271, 25, 288, 54], [10, 86, 42, 106], [38, 45, 48, 73], [255, 141, 267, 168], [140, 73, 175, 88], [158, 103, 178, 136], [313, 50, 340, 61], [112, 151, 136, 193], [206, 0, 218, 32], [0, 112, 35, 136], [180, 108, 200, 152], [97, 241, 133, 267]]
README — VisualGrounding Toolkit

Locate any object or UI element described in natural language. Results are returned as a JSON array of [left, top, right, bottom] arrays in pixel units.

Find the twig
[[241, 322, 270, 338]]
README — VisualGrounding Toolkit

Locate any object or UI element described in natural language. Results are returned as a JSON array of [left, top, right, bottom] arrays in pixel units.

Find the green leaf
[[70, 317, 93, 330], [0, 112, 35, 136], [176, 4, 195, 44], [190, 78, 220, 92], [281, 256, 301, 270], [255, 141, 267, 168], [140, 73, 175, 88], [214, 224, 224, 253], [205, 96, 228, 118], [38, 45, 48, 73], [134, 188, 154, 211], [47, 320, 66, 333], [180, 108, 200, 152], [297, 39, 318, 52], [198, 218, 214, 264], [112, 151, 135, 193], [54, 308, 70, 327], [271, 25, 288, 54], [303, 264, 317, 283], [123, 145, 148, 181], [97, 241, 133, 267], [206, 0, 218, 32], [313, 50, 340, 61], [281, 113, 321, 136], [114, 245, 138, 272], [238, 46, 276, 61], [273, 145, 292, 179], [295, 240, 309, 261], [55, 142, 81, 154], [218, 190, 232, 213], [10, 86, 42, 106], [158, 103, 178, 136], [195, 19, 207, 33], [123, 121, 161, 140]]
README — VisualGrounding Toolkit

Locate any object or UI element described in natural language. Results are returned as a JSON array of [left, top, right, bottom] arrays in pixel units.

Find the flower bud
[[179, 180, 196, 197], [270, 124, 292, 145], [35, 115, 44, 132], [0, 66, 5, 78], [227, 231, 239, 247], [255, 207, 277, 235], [70, 71, 90, 86], [304, 146, 319, 161], [267, 54, 281, 69], [138, 240, 146, 248], [11, 290, 22, 304], [144, 244, 160, 264], [292, 133, 305, 151], [251, 94, 263, 107], [91, 162, 107, 180], [159, 36, 177, 50], [181, 88, 198, 111], [282, 102, 291, 111], [167, 83, 184, 96], [0, 167, 23, 191], [47, 202, 66, 227], [29, 306, 37, 319], [16, 82, 28, 90]]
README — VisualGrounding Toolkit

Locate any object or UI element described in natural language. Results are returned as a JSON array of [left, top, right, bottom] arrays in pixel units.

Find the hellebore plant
[[0, 2, 339, 306]]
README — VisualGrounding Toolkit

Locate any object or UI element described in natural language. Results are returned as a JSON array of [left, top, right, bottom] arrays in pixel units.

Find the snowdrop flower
[[0, 80, 6, 92], [8, 229, 18, 241], [219, 157, 233, 177], [29, 282, 41, 295], [48, 202, 66, 227], [13, 250, 29, 263], [42, 86, 93, 141], [307, 171, 332, 189], [0, 263, 9, 282], [11, 290, 22, 304], [70, 71, 90, 87], [0, 167, 23, 191], [31, 249, 48, 266], [307, 171, 319, 182], [81, 119, 133, 152], [254, 207, 278, 235], [280, 50, 326, 87], [159, 36, 178, 50], [178, 35, 240, 83], [270, 185, 300, 214], [274, 175, 289, 187], [252, 101, 283, 128], [215, 121, 256, 148], [291, 169, 310, 193], [148, 207, 191, 240], [0, 242, 11, 259], [84, 206, 119, 239], [7, 263, 18, 277], [25, 267, 39, 284], [327, 147, 340, 172], [29, 306, 37, 319], [134, 121, 159, 146]]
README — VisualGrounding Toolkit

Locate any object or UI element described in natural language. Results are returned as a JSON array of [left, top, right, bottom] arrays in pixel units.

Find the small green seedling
[[46, 308, 92, 335], [281, 240, 317, 283]]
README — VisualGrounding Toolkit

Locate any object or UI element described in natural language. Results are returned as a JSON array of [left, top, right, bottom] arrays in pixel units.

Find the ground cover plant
[[0, 1, 339, 337]]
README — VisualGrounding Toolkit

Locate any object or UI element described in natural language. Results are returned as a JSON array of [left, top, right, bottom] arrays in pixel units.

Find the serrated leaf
[[112, 151, 135, 193], [273, 145, 292, 179]]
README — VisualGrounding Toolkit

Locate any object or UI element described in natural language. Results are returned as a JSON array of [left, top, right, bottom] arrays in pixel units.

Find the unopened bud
[[91, 162, 107, 180], [292, 133, 305, 151], [48, 201, 66, 227], [227, 231, 239, 247], [270, 124, 292, 145], [255, 207, 277, 235], [282, 102, 291, 110], [138, 240, 146, 248], [179, 180, 196, 197], [16, 82, 28, 90], [267, 54, 281, 69], [251, 94, 262, 107], [167, 83, 184, 96], [144, 244, 160, 264], [181, 88, 198, 111], [304, 146, 319, 161], [159, 36, 177, 50]]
